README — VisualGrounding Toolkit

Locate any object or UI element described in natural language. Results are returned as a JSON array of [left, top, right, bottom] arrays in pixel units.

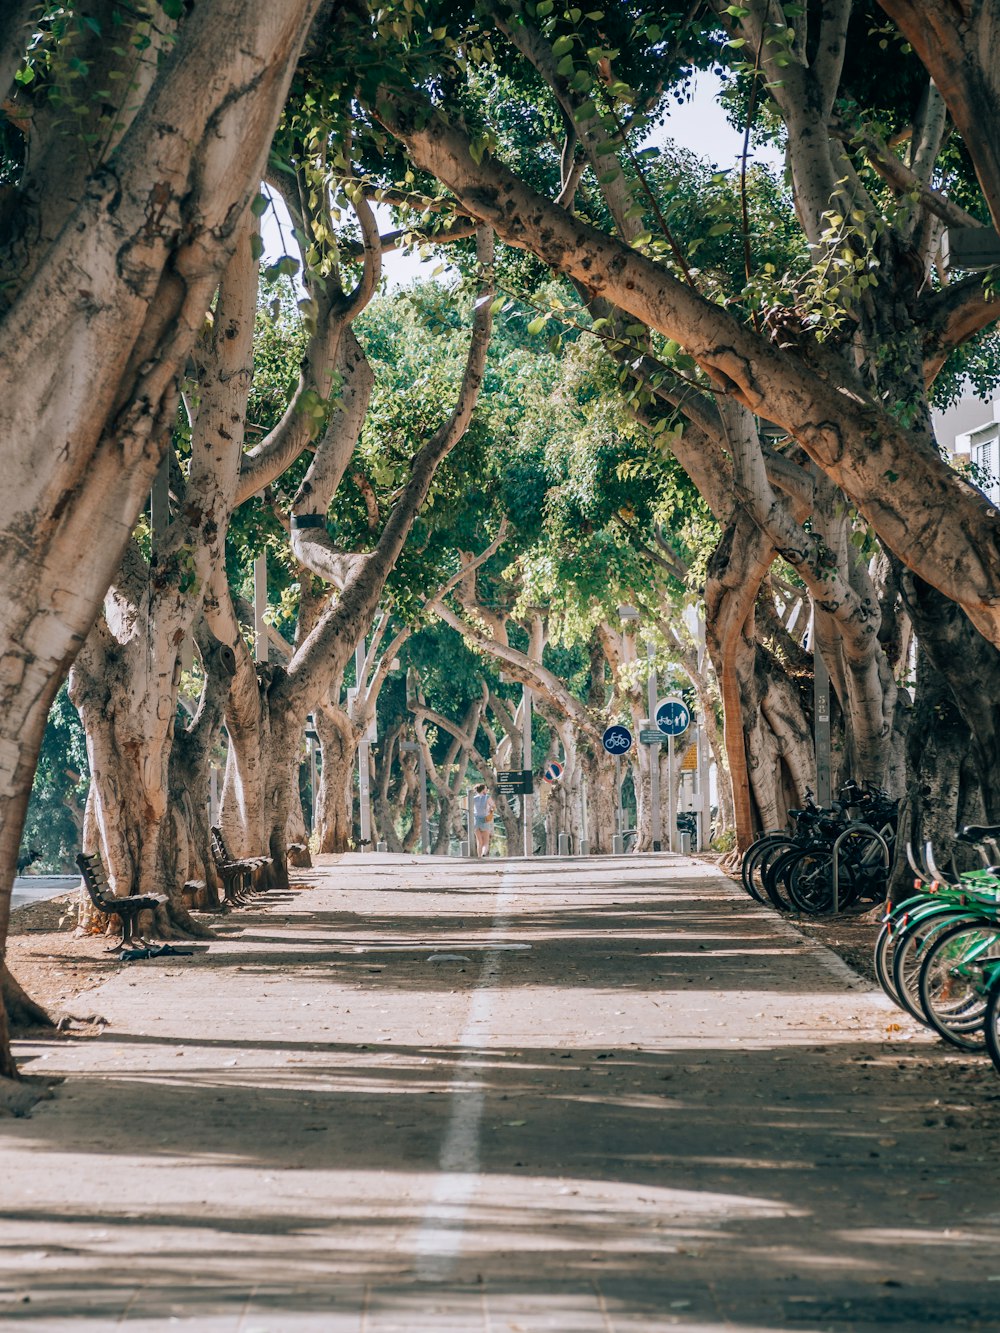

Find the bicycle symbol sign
[[602, 724, 633, 755], [656, 697, 690, 737]]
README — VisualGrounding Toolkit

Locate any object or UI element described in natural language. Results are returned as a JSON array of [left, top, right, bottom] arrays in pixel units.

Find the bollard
[[580, 838, 590, 855], [376, 841, 387, 853], [558, 832, 570, 856], [460, 840, 470, 858], [612, 834, 624, 854], [679, 831, 692, 855]]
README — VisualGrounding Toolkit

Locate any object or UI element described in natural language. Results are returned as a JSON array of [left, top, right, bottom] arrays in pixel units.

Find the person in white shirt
[[472, 784, 495, 857]]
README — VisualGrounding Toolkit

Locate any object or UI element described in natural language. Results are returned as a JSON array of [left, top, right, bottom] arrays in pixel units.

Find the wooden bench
[[210, 827, 272, 904], [75, 852, 168, 950]]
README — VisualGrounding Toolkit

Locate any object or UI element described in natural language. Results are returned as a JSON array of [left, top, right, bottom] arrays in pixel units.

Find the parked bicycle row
[[876, 824, 1000, 1076], [740, 779, 898, 915]]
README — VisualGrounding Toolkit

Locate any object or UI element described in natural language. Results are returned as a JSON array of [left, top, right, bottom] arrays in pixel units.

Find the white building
[[951, 400, 1000, 506], [933, 393, 1000, 506]]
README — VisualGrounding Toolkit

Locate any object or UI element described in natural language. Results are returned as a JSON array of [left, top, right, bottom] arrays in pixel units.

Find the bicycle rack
[[832, 823, 892, 913]]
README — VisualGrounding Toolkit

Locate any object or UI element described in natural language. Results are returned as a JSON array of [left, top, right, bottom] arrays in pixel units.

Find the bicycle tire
[[762, 845, 803, 912], [834, 827, 891, 904], [984, 982, 1000, 1076], [741, 835, 791, 903], [787, 848, 834, 914], [874, 920, 898, 1003], [874, 893, 947, 1004], [917, 920, 1000, 1050], [788, 847, 861, 914], [889, 908, 982, 1024]]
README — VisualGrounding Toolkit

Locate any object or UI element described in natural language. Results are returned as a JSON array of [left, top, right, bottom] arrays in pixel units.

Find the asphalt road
[[11, 876, 78, 911], [4, 852, 1000, 1331]]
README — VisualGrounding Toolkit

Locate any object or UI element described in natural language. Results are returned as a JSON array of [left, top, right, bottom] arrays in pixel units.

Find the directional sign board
[[497, 768, 534, 795], [602, 724, 633, 756], [543, 761, 564, 784], [656, 696, 691, 737]]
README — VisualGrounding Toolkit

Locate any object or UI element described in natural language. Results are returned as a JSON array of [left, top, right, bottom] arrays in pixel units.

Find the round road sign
[[543, 761, 564, 784], [656, 697, 691, 737], [602, 724, 633, 755]]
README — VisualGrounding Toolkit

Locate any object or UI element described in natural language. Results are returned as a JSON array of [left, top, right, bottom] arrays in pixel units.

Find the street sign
[[497, 769, 533, 794], [639, 729, 668, 744], [656, 696, 690, 737], [543, 761, 564, 784], [602, 724, 633, 756]]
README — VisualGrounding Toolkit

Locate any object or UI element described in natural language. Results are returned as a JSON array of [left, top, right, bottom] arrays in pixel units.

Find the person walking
[[472, 783, 495, 857]]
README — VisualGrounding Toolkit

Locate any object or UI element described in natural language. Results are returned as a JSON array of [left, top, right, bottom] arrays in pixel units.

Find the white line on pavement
[[412, 860, 518, 1281]]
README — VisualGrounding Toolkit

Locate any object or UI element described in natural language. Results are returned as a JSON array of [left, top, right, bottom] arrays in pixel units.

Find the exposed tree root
[[2, 962, 55, 1032], [156, 901, 217, 941], [0, 1073, 56, 1117]]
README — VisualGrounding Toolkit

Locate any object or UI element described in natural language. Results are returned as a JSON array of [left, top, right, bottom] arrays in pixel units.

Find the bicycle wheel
[[762, 845, 803, 911], [787, 848, 835, 913], [984, 982, 1000, 1076], [918, 920, 1000, 1050], [890, 908, 981, 1023], [835, 827, 891, 904], [741, 835, 790, 903], [874, 919, 899, 1003]]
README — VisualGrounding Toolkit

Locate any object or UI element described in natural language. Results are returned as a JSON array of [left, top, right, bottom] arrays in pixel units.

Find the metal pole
[[522, 686, 533, 857], [668, 733, 676, 853], [646, 643, 661, 851], [697, 723, 711, 851], [355, 642, 372, 850], [813, 610, 832, 806], [253, 554, 267, 664], [309, 738, 318, 833], [419, 750, 430, 854], [616, 754, 624, 852]]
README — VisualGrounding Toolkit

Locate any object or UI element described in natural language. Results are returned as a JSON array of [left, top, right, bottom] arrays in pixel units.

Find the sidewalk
[[3, 853, 1000, 1331]]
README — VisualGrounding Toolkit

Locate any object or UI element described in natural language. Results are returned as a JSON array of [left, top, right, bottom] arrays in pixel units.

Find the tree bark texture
[[0, 3, 322, 1002]]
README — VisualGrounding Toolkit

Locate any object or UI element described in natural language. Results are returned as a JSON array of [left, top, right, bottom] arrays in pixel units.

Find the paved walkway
[[4, 853, 1000, 1332], [11, 876, 78, 911]]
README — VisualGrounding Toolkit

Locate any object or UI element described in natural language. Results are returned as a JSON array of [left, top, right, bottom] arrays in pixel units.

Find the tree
[[0, 0, 323, 1075]]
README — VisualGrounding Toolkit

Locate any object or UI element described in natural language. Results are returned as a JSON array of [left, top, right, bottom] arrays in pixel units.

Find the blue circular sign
[[543, 761, 564, 784], [656, 697, 690, 736], [602, 724, 633, 755]]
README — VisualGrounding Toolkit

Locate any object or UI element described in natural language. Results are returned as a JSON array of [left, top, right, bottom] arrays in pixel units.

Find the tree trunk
[[0, 3, 322, 1079], [315, 707, 357, 852], [2, 963, 54, 1049], [580, 747, 618, 853]]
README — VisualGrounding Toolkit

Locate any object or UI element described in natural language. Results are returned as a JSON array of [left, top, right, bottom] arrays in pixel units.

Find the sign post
[[647, 642, 661, 851], [602, 724, 633, 854], [655, 697, 690, 853]]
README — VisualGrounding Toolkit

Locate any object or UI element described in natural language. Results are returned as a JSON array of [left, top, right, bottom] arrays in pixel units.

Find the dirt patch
[[6, 893, 123, 1028]]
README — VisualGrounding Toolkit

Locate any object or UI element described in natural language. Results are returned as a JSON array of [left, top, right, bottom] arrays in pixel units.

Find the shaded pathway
[[3, 853, 1000, 1331]]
